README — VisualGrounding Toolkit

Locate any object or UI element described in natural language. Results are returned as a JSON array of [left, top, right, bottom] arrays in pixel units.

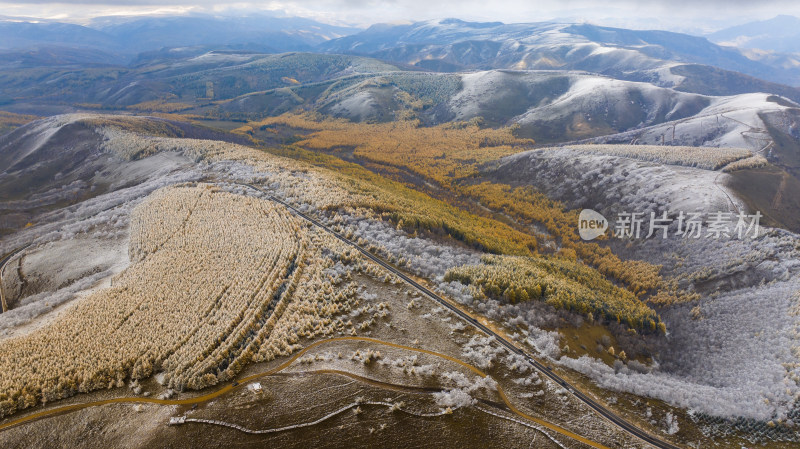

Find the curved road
[[0, 335, 609, 448], [0, 184, 679, 448], [244, 183, 680, 449], [0, 245, 30, 313], [713, 171, 741, 215]]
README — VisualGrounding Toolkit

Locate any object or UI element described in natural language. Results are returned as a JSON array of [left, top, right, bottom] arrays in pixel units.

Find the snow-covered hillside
[[584, 92, 797, 151], [321, 18, 800, 89], [487, 144, 800, 421]]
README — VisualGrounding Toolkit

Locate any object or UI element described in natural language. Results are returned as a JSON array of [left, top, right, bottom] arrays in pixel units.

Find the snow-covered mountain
[[321, 18, 800, 88], [579, 92, 798, 150], [0, 14, 361, 60], [219, 67, 799, 149], [709, 15, 800, 54]]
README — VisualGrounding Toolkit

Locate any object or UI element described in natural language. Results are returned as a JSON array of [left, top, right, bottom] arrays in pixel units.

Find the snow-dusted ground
[[584, 92, 794, 151], [438, 68, 798, 153], [0, 114, 92, 169], [444, 70, 705, 126], [3, 114, 800, 425], [486, 145, 800, 421], [324, 145, 800, 421], [338, 217, 481, 279], [559, 269, 800, 421], [433, 228, 800, 421], [0, 167, 199, 336], [184, 51, 259, 65], [324, 19, 692, 88], [493, 147, 742, 217], [0, 117, 204, 335], [329, 90, 380, 121], [514, 75, 705, 125], [434, 69, 799, 153], [0, 115, 479, 345]]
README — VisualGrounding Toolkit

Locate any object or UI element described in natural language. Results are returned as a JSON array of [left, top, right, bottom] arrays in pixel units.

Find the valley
[[1, 10, 800, 449]]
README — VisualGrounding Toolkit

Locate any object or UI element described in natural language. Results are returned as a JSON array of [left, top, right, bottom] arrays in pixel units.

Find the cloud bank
[[0, 1, 798, 35]]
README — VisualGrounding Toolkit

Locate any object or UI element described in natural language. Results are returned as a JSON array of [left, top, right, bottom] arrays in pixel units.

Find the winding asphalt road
[[244, 183, 680, 449]]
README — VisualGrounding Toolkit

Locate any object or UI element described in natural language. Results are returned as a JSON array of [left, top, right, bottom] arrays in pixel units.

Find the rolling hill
[[3, 11, 800, 449], [321, 18, 800, 89], [1, 112, 800, 448], [709, 15, 800, 54], [218, 67, 800, 149], [0, 14, 360, 57], [0, 52, 403, 110]]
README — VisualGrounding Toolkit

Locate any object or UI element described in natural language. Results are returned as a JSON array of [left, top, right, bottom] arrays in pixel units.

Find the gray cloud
[[0, 0, 797, 31], [0, 0, 793, 5]]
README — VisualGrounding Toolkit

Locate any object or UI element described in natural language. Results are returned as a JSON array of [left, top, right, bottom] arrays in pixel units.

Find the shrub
[[445, 255, 663, 332], [0, 184, 360, 417]]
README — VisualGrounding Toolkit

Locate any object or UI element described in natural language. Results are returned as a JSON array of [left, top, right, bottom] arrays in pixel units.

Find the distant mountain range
[[3, 14, 800, 91], [319, 18, 800, 88], [0, 15, 800, 87], [709, 15, 800, 54], [0, 14, 360, 59], [2, 14, 800, 157]]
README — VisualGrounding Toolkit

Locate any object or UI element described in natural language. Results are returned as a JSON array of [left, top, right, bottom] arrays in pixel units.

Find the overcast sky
[[1, 0, 799, 32]]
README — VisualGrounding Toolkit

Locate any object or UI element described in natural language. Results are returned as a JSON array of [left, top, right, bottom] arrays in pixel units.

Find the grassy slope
[[242, 115, 668, 332]]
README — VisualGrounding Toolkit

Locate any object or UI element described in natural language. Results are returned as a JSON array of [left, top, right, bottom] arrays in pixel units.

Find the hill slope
[[321, 18, 800, 89], [709, 15, 800, 53], [0, 14, 360, 56]]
